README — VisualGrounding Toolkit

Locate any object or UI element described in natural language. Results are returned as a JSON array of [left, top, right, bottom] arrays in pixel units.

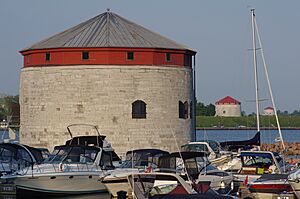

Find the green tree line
[[0, 95, 20, 124], [195, 101, 216, 116]]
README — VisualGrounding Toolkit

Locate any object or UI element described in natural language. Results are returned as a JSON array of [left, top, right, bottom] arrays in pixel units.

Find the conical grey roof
[[22, 12, 195, 52]]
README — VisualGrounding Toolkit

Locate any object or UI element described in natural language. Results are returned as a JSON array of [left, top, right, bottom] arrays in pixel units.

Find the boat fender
[[59, 163, 64, 172]]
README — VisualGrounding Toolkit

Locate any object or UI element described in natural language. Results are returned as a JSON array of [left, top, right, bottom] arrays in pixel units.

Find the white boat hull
[[102, 178, 130, 198], [14, 172, 106, 195], [289, 181, 300, 199]]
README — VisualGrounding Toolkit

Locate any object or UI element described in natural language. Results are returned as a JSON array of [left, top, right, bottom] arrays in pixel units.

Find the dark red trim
[[21, 47, 195, 68], [249, 184, 292, 193]]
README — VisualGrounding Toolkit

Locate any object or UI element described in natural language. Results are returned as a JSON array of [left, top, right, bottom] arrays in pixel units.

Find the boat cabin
[[0, 143, 47, 174], [181, 142, 217, 160], [45, 144, 114, 169], [120, 149, 169, 169], [158, 151, 211, 180], [238, 151, 284, 175], [127, 173, 227, 198], [65, 135, 120, 162], [65, 124, 121, 162]]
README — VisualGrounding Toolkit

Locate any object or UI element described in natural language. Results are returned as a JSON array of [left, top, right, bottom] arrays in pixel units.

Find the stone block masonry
[[20, 65, 193, 156]]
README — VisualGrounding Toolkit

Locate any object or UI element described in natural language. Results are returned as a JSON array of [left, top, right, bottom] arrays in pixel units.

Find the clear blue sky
[[0, 0, 299, 113]]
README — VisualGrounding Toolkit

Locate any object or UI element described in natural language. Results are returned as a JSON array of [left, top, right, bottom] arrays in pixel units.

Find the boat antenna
[[251, 9, 261, 136], [253, 12, 286, 151], [170, 128, 192, 182]]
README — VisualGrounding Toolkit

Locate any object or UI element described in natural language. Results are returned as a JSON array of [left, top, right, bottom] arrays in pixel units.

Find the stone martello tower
[[19, 11, 197, 155]]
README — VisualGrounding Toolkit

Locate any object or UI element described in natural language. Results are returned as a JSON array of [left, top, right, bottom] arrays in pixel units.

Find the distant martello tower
[[19, 11, 197, 155]]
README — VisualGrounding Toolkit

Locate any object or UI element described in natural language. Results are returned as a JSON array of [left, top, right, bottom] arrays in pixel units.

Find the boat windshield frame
[[44, 145, 100, 164], [181, 143, 210, 154], [120, 149, 169, 168]]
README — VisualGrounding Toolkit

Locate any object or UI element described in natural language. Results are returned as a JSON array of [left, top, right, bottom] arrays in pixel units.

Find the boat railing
[[0, 158, 35, 175], [15, 161, 102, 176]]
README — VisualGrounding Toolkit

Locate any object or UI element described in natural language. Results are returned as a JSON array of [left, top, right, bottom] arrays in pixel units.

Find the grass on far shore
[[196, 115, 300, 128]]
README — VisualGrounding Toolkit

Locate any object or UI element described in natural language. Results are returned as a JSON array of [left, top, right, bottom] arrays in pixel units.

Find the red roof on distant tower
[[264, 106, 274, 110], [215, 96, 240, 105]]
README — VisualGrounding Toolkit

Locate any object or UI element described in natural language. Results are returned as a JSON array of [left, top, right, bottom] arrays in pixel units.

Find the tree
[[0, 95, 20, 124], [206, 104, 216, 116], [291, 110, 300, 116], [195, 100, 216, 116]]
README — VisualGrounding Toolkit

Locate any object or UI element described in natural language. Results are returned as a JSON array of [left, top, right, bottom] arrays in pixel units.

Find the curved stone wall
[[215, 104, 241, 117], [19, 65, 193, 156]]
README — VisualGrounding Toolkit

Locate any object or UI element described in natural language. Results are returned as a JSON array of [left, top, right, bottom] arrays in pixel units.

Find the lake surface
[[196, 129, 300, 143], [1, 128, 299, 144], [0, 129, 19, 143]]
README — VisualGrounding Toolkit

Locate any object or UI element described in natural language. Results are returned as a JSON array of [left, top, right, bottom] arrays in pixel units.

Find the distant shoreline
[[196, 127, 300, 130]]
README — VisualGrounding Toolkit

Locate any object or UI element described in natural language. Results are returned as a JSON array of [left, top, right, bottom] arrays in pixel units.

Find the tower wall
[[215, 104, 241, 117], [20, 65, 193, 156]]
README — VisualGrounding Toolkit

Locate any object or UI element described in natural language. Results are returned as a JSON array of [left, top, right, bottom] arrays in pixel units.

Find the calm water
[[1, 128, 299, 145], [0, 130, 19, 143], [196, 129, 300, 143]]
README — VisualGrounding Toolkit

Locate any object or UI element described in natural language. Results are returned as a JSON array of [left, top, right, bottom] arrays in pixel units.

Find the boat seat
[[241, 167, 258, 175], [241, 166, 269, 175]]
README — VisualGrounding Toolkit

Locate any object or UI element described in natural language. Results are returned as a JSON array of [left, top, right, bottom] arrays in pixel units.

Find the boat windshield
[[44, 146, 99, 164], [121, 150, 168, 168], [181, 144, 209, 153], [275, 155, 285, 169], [198, 140, 221, 153]]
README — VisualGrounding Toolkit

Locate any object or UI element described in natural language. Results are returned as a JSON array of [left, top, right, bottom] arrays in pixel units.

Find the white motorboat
[[233, 151, 288, 184], [248, 174, 294, 199], [181, 141, 232, 166], [157, 151, 234, 195], [1, 124, 117, 196], [288, 169, 300, 198], [101, 148, 169, 198], [104, 172, 234, 199]]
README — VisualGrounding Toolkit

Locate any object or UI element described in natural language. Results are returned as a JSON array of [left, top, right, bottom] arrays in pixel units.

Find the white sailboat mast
[[253, 11, 286, 151], [251, 9, 260, 133]]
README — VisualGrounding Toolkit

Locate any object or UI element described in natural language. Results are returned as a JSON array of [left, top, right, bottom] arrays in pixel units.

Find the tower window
[[127, 52, 134, 60], [132, 100, 146, 119], [184, 101, 189, 119], [190, 101, 193, 119], [82, 52, 89, 60], [166, 53, 171, 62], [25, 55, 30, 64], [179, 101, 188, 119], [45, 52, 51, 61]]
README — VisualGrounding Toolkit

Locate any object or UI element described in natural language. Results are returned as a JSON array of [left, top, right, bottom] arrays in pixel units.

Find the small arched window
[[132, 100, 147, 119], [189, 101, 193, 119], [179, 101, 188, 119], [184, 101, 189, 119], [179, 101, 185, 119]]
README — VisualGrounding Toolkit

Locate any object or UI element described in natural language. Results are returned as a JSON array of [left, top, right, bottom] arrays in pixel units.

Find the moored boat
[[248, 174, 294, 199], [233, 151, 287, 184], [1, 124, 117, 196], [288, 169, 300, 198], [105, 172, 234, 199], [157, 151, 234, 195], [181, 141, 232, 167], [101, 148, 169, 198]]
